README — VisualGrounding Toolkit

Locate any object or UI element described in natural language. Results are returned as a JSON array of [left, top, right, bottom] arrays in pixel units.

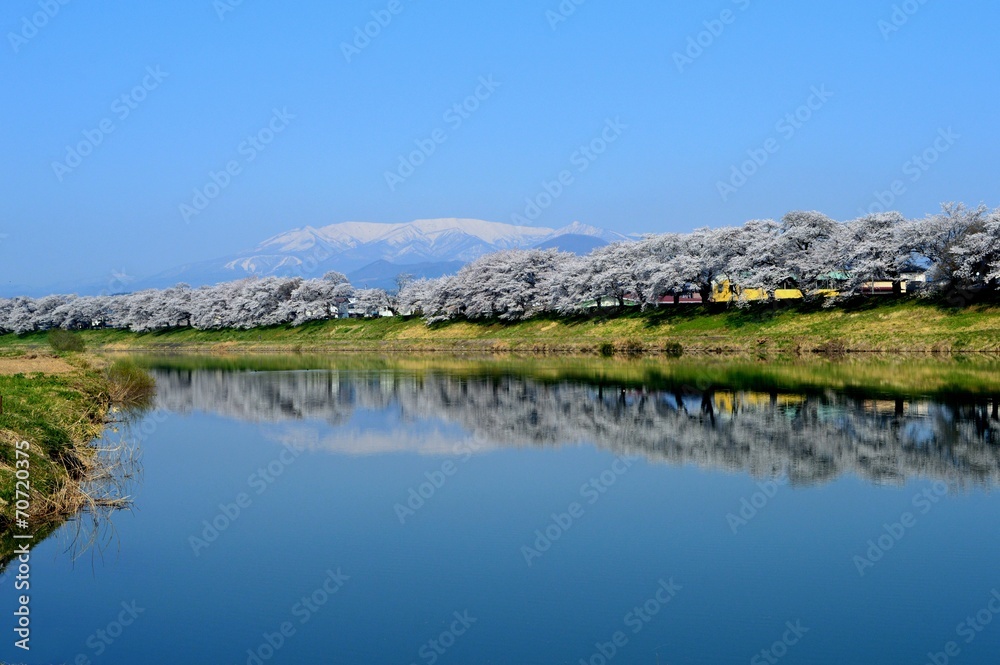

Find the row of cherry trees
[[0, 272, 395, 334], [399, 205, 1000, 322], [1, 205, 997, 333]]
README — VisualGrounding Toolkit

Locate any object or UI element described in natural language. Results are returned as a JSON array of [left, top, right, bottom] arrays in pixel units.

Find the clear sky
[[2, 0, 998, 291]]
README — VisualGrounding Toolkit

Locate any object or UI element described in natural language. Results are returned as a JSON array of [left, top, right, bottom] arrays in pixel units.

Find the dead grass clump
[[616, 338, 647, 357], [103, 360, 155, 407]]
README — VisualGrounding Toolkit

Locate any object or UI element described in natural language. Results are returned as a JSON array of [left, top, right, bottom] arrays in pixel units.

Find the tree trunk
[[700, 390, 716, 425]]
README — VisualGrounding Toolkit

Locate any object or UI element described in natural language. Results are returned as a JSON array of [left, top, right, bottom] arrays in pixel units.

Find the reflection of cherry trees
[[151, 369, 1000, 487]]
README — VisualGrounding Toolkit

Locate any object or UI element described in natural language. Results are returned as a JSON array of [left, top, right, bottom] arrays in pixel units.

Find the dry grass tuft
[[103, 360, 156, 407]]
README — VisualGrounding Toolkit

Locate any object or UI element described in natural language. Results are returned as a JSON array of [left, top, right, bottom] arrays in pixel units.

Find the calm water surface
[[3, 363, 1000, 664]]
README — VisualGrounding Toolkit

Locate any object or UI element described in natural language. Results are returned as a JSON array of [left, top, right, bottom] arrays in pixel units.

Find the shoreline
[[0, 296, 998, 547], [0, 335, 996, 565], [133, 351, 1000, 402], [1, 298, 1000, 357], [0, 354, 146, 565]]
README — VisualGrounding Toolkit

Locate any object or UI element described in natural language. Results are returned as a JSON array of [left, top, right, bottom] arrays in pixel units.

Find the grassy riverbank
[[0, 352, 152, 564], [2, 299, 1000, 356]]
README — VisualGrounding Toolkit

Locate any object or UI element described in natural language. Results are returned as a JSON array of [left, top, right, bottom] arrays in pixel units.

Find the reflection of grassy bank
[[135, 353, 1000, 400], [0, 519, 62, 570], [0, 351, 153, 552], [1, 299, 999, 355]]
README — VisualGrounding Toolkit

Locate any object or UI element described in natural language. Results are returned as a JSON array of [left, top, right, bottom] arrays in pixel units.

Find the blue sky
[[2, 0, 998, 290]]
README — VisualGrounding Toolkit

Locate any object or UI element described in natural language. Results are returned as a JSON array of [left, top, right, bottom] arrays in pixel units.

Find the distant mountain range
[[120, 219, 628, 292]]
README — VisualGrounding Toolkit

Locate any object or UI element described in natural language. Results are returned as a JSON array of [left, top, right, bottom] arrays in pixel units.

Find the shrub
[[815, 338, 847, 356], [48, 329, 85, 352], [104, 360, 156, 407], [663, 341, 684, 358], [598, 342, 615, 357], [617, 338, 647, 357]]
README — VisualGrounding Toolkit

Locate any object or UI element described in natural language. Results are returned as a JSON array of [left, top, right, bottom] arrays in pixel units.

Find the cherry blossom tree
[[841, 212, 910, 294], [2, 205, 994, 333]]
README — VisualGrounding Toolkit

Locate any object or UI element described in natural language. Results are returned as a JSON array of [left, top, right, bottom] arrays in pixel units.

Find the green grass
[[0, 353, 154, 557], [47, 328, 85, 352], [103, 359, 157, 406], [1, 299, 1000, 355], [0, 363, 109, 530]]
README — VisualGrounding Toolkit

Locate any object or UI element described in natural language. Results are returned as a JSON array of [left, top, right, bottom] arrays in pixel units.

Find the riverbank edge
[[0, 355, 138, 563], [2, 299, 1000, 357]]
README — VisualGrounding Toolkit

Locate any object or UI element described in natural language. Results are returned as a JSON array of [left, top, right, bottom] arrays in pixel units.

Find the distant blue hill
[[533, 233, 610, 254], [347, 260, 466, 291], [4, 219, 625, 297]]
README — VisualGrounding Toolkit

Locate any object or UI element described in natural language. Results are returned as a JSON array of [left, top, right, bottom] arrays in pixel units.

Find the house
[[578, 296, 641, 310], [656, 293, 703, 305], [711, 276, 767, 303], [899, 262, 929, 285], [860, 281, 902, 295]]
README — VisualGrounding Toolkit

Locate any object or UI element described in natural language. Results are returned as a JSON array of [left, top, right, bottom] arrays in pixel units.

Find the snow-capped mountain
[[134, 218, 627, 291], [246, 219, 622, 265]]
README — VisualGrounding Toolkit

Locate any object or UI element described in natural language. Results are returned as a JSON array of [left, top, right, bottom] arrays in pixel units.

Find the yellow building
[[711, 277, 800, 303], [711, 277, 768, 303]]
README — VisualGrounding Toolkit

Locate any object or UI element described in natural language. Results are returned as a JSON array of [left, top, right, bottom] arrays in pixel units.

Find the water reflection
[[152, 368, 1000, 487], [0, 410, 146, 573], [65, 408, 147, 562]]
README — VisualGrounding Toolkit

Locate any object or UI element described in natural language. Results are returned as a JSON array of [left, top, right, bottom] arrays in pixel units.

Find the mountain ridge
[[2, 219, 628, 297], [135, 218, 627, 292]]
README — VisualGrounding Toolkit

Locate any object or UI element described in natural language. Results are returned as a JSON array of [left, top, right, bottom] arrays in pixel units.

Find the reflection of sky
[[149, 369, 1000, 488], [902, 419, 937, 447], [269, 406, 477, 457], [7, 402, 1000, 665], [342, 405, 466, 439]]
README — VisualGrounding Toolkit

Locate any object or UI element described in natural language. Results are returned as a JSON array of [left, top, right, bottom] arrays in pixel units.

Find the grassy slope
[[2, 299, 1000, 355], [0, 357, 109, 529]]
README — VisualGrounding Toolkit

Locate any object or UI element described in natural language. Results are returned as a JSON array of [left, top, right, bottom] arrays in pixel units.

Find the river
[[2, 359, 999, 664]]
